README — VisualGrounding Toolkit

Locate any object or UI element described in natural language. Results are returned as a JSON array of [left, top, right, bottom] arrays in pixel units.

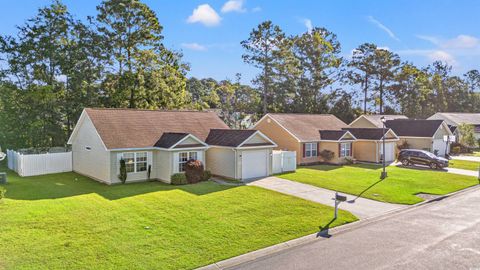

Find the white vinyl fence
[[7, 150, 72, 177], [272, 150, 296, 174]]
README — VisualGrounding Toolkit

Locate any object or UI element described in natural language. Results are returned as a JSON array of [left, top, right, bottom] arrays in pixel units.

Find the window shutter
[[303, 144, 306, 158], [338, 143, 341, 157], [316, 143, 320, 156]]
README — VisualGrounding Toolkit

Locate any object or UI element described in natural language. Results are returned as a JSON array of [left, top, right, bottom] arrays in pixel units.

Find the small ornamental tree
[[118, 159, 127, 184], [185, 159, 205, 184], [458, 123, 478, 148]]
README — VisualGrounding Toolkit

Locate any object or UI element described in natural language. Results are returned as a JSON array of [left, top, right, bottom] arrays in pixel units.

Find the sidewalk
[[247, 177, 405, 219], [451, 155, 480, 162]]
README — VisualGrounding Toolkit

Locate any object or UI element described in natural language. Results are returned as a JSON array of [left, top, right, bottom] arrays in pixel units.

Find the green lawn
[[278, 164, 478, 205], [0, 167, 356, 270], [467, 151, 480, 157], [449, 159, 480, 171]]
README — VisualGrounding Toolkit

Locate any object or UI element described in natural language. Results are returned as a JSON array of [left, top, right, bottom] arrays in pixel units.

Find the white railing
[[272, 150, 296, 174], [6, 149, 72, 177]]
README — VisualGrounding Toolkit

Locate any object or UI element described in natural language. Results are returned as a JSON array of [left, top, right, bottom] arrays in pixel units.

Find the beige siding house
[[253, 114, 357, 165], [344, 128, 400, 163], [428, 112, 480, 140], [68, 108, 276, 184]]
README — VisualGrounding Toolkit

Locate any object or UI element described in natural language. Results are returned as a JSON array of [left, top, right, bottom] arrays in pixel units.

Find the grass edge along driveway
[[449, 159, 480, 171], [0, 168, 357, 270], [278, 164, 478, 205]]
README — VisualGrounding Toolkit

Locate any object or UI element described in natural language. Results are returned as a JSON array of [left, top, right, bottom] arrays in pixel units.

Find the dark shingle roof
[[385, 119, 444, 137], [343, 128, 394, 140], [154, 133, 189, 148], [84, 108, 229, 149], [319, 130, 349, 141], [206, 129, 263, 147]]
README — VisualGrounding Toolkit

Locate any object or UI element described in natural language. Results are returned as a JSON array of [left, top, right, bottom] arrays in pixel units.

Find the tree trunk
[[379, 78, 384, 114], [363, 76, 368, 114]]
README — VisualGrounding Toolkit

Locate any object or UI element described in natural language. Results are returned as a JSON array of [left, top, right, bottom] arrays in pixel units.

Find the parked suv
[[398, 149, 449, 170]]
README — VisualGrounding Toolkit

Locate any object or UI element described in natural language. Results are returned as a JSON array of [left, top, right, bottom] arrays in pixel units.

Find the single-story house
[[253, 113, 357, 165], [343, 128, 400, 163], [67, 108, 276, 184], [349, 114, 408, 128], [385, 119, 453, 156], [428, 112, 480, 140]]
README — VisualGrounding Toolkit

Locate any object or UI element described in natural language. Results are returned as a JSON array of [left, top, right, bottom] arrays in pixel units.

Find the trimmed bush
[[397, 141, 409, 150], [171, 173, 188, 185], [202, 170, 212, 181], [185, 159, 205, 184], [319, 149, 334, 162], [452, 146, 461, 154], [118, 159, 127, 184]]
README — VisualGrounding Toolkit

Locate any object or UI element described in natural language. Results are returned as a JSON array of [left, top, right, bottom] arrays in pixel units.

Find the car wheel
[[429, 163, 438, 170], [401, 159, 410, 166]]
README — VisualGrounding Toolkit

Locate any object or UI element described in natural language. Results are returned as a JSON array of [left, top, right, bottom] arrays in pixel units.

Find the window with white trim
[[178, 151, 198, 172], [122, 152, 147, 173], [305, 143, 318, 157], [340, 143, 352, 157]]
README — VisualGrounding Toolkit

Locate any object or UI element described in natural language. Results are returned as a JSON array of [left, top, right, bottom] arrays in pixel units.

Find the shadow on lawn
[[301, 163, 382, 172], [0, 167, 236, 201]]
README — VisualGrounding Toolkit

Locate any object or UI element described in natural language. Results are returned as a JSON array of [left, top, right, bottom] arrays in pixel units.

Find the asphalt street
[[229, 186, 480, 270]]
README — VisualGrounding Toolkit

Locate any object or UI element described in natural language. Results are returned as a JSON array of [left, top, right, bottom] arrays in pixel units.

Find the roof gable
[[83, 108, 229, 149], [350, 114, 408, 128], [257, 113, 348, 142], [428, 113, 480, 126]]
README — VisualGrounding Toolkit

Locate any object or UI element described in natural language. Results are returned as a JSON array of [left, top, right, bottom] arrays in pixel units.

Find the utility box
[[0, 172, 6, 184]]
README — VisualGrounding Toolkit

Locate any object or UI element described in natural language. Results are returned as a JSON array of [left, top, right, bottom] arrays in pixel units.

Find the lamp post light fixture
[[380, 116, 387, 180]]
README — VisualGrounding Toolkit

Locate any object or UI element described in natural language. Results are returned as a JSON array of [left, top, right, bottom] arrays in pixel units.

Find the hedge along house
[[205, 129, 277, 180], [252, 113, 357, 165], [67, 108, 276, 184], [385, 119, 453, 157], [343, 128, 400, 163]]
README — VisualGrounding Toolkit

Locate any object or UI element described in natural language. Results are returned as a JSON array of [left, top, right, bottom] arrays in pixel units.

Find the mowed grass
[[0, 167, 356, 270], [278, 164, 478, 205], [449, 159, 480, 171]]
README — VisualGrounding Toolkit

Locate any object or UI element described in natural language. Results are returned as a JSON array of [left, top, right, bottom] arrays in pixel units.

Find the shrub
[[185, 159, 205, 184], [319, 149, 334, 162], [450, 142, 473, 154], [0, 186, 5, 202], [202, 170, 212, 181], [171, 173, 188, 185], [452, 146, 461, 154], [397, 141, 409, 150], [118, 159, 127, 184]]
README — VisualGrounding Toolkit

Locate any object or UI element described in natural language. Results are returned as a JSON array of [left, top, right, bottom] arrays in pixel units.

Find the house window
[[178, 151, 198, 172], [340, 143, 352, 157], [122, 152, 147, 173], [305, 143, 318, 157]]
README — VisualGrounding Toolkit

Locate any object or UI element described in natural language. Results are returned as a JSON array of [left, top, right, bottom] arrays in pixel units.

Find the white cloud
[[417, 34, 479, 49], [367, 16, 400, 41], [187, 4, 221, 27], [221, 0, 246, 13], [427, 50, 456, 65], [302, 18, 313, 33], [251, 6, 262, 12], [181, 43, 207, 51]]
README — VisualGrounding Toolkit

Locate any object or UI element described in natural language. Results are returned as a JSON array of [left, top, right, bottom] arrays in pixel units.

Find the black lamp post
[[380, 116, 387, 180]]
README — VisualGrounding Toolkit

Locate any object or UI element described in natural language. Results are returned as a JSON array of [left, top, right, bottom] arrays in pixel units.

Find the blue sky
[[1, 0, 479, 84]]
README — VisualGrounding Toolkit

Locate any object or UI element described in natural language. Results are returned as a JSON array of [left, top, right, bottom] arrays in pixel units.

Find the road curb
[[196, 184, 480, 270]]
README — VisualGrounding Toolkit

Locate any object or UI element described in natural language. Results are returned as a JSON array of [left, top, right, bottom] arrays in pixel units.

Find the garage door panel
[[241, 150, 268, 180]]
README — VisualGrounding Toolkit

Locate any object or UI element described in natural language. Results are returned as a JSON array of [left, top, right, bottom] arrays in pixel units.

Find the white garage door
[[432, 139, 448, 156], [380, 142, 396, 162], [241, 149, 268, 180]]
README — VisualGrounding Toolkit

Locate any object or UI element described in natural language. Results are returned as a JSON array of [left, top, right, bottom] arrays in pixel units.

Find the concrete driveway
[[392, 162, 479, 177], [451, 155, 480, 162], [247, 177, 405, 219]]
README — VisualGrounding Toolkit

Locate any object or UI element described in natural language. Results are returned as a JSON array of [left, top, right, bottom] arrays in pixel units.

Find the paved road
[[229, 186, 480, 270], [248, 177, 405, 219]]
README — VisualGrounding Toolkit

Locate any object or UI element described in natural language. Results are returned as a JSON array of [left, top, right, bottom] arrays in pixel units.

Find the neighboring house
[[67, 108, 276, 184], [349, 114, 408, 128], [343, 128, 400, 163], [253, 113, 357, 165], [428, 112, 480, 140], [385, 119, 453, 156]]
